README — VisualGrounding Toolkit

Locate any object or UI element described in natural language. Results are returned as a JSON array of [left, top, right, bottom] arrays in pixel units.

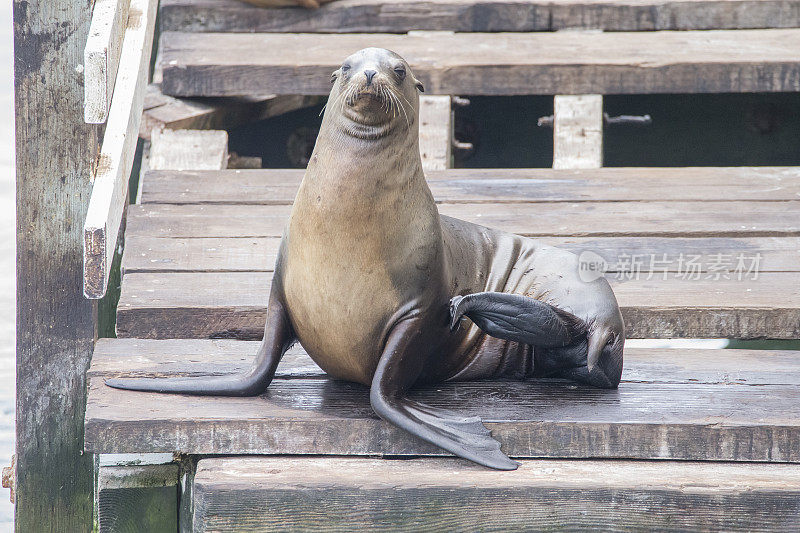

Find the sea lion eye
[[341, 64, 351, 73], [394, 67, 406, 80]]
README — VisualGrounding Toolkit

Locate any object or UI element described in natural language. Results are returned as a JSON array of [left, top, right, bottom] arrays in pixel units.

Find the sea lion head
[[327, 48, 425, 137]]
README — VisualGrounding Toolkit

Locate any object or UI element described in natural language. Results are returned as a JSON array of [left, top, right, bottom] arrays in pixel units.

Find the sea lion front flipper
[[449, 292, 586, 348], [370, 317, 519, 471], [105, 287, 295, 397]]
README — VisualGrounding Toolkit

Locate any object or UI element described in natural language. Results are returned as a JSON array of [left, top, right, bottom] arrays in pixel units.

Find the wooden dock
[[74, 0, 800, 530]]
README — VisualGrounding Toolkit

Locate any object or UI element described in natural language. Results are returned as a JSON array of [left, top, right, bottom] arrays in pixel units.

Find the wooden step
[[122, 234, 800, 274], [139, 167, 800, 204], [190, 457, 800, 531], [86, 338, 800, 461], [161, 0, 800, 33], [115, 270, 800, 339], [159, 29, 800, 97], [118, 167, 800, 339], [125, 201, 800, 239]]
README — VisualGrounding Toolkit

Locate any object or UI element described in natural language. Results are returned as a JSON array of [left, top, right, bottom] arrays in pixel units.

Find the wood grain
[[553, 95, 603, 169], [149, 129, 228, 171], [190, 457, 800, 532], [15, 0, 99, 529], [84, 0, 130, 123], [124, 201, 800, 238], [418, 95, 452, 171], [120, 234, 800, 274], [159, 29, 800, 96], [84, 375, 800, 460], [114, 271, 800, 339], [139, 84, 322, 140], [87, 337, 800, 386], [139, 167, 800, 204], [83, 0, 159, 299], [160, 0, 800, 33]]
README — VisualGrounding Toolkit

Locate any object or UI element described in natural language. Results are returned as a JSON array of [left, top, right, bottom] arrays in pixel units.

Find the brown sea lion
[[107, 48, 625, 470]]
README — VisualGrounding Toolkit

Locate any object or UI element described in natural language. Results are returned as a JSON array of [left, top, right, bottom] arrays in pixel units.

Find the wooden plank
[[160, 0, 800, 33], [83, 0, 159, 299], [159, 29, 800, 97], [124, 201, 800, 238], [139, 84, 322, 140], [553, 94, 603, 169], [84, 0, 130, 123], [149, 129, 228, 171], [87, 337, 800, 386], [120, 235, 800, 273], [85, 374, 800, 460], [191, 457, 800, 531], [14, 0, 99, 529], [419, 95, 452, 171], [114, 271, 800, 339], [97, 464, 179, 533], [139, 167, 800, 204]]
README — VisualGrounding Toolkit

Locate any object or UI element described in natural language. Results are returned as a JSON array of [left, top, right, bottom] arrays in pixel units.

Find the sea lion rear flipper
[[370, 317, 519, 471], [449, 292, 586, 348], [105, 290, 295, 397]]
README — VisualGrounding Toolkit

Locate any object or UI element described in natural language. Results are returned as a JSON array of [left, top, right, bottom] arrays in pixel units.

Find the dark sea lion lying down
[[108, 48, 625, 470]]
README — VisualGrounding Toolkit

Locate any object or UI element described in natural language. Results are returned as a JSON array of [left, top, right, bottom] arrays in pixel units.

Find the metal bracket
[[538, 113, 652, 128]]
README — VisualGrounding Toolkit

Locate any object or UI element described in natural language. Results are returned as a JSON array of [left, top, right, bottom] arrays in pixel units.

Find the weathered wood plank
[[160, 0, 800, 33], [159, 30, 800, 96], [138, 167, 800, 204], [83, 0, 159, 299], [96, 464, 179, 533], [140, 84, 322, 140], [124, 201, 800, 239], [553, 94, 603, 169], [84, 0, 130, 123], [86, 337, 800, 386], [85, 375, 800, 460], [14, 0, 99, 528], [419, 95, 452, 171], [149, 129, 228, 171], [191, 457, 800, 532], [114, 271, 800, 339], [121, 235, 800, 274]]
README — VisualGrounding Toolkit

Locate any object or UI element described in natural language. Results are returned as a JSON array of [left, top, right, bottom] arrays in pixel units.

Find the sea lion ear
[[415, 79, 425, 93]]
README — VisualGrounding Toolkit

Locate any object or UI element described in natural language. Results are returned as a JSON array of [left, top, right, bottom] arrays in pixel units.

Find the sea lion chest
[[281, 155, 443, 385]]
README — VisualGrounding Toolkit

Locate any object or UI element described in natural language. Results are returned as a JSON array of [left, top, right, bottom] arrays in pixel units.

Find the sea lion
[[107, 48, 625, 470]]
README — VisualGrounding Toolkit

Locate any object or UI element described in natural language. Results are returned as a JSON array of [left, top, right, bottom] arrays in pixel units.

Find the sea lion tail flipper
[[105, 293, 295, 397], [449, 292, 585, 348], [371, 317, 519, 471]]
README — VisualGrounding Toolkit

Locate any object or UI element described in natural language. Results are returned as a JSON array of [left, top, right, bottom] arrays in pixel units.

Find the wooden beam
[[159, 30, 800, 97], [149, 129, 229, 171], [120, 235, 800, 274], [553, 95, 603, 169], [124, 201, 800, 239], [96, 464, 179, 532], [84, 342, 800, 459], [83, 0, 158, 299], [160, 0, 800, 33], [418, 95, 452, 171], [86, 338, 800, 385], [14, 0, 98, 529], [190, 457, 800, 531], [84, 0, 130, 123], [140, 84, 323, 141], [114, 271, 800, 339], [137, 167, 800, 204]]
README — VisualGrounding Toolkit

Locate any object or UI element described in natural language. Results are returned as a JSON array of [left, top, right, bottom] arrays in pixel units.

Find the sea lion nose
[[364, 70, 377, 85]]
